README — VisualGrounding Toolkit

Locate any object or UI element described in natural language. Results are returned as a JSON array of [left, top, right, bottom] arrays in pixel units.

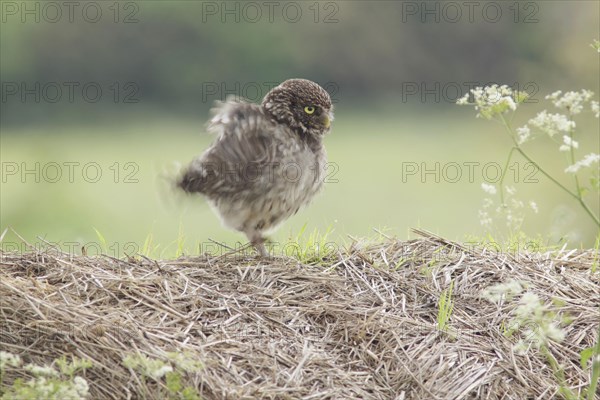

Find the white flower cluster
[[457, 84, 525, 119], [123, 353, 173, 380], [10, 375, 89, 399], [166, 351, 203, 372], [483, 284, 566, 354], [478, 185, 538, 231], [592, 101, 600, 118], [545, 90, 594, 115], [24, 363, 60, 377], [527, 110, 575, 137], [481, 183, 497, 195], [513, 292, 565, 352], [516, 126, 531, 145], [148, 364, 173, 380], [558, 135, 579, 152], [564, 153, 600, 173], [0, 352, 90, 400], [481, 279, 524, 302], [528, 201, 538, 214], [0, 351, 22, 369]]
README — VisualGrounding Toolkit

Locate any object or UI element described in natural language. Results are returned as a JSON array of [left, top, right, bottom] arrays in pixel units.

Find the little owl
[[177, 79, 334, 256]]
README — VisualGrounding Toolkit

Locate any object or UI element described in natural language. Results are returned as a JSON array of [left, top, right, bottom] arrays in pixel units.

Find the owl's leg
[[245, 230, 269, 257]]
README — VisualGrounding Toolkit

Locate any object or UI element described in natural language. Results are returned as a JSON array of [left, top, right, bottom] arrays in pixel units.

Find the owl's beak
[[320, 113, 332, 129]]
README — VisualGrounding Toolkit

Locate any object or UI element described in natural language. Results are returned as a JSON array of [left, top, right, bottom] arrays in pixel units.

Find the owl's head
[[262, 79, 333, 137]]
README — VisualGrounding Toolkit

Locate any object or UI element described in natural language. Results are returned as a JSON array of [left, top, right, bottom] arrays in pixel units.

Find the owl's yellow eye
[[304, 106, 315, 114]]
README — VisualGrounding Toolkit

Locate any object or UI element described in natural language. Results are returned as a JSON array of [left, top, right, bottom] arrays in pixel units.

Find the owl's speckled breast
[[211, 135, 326, 234]]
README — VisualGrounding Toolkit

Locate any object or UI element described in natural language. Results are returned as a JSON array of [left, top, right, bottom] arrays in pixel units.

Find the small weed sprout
[[437, 280, 455, 335], [285, 224, 335, 263]]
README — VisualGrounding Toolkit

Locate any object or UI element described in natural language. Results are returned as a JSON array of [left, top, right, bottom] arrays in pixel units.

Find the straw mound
[[1, 231, 598, 400]]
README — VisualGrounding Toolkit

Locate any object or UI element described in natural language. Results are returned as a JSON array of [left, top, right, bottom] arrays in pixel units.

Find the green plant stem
[[498, 115, 600, 227], [588, 321, 600, 400], [567, 130, 582, 197], [540, 346, 578, 400], [498, 147, 517, 206]]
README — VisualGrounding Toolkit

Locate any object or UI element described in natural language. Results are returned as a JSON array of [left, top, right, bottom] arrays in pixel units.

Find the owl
[[178, 79, 334, 257]]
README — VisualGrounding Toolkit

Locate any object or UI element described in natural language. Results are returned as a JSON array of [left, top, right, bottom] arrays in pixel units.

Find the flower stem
[[588, 321, 600, 400], [498, 147, 517, 206], [541, 346, 578, 400], [499, 115, 600, 227]]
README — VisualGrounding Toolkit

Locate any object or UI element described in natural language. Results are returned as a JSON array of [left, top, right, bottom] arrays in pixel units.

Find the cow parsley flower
[[558, 135, 579, 152], [73, 376, 90, 396], [482, 280, 524, 302], [516, 125, 531, 145], [456, 93, 470, 105], [514, 292, 541, 319], [478, 209, 492, 227], [565, 153, 600, 173], [529, 201, 538, 214], [457, 85, 527, 119], [546, 90, 594, 115], [481, 183, 497, 195], [511, 291, 567, 353], [528, 111, 575, 137], [148, 364, 173, 380], [0, 351, 22, 369], [24, 363, 59, 377], [592, 101, 599, 118]]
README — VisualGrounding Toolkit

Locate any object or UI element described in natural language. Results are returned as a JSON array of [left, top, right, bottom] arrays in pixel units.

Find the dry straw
[[1, 230, 598, 399]]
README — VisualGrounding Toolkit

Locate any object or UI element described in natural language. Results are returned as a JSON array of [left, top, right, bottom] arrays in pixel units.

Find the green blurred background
[[1, 1, 599, 254]]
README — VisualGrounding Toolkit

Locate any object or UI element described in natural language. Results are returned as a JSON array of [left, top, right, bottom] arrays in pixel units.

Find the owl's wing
[[178, 100, 280, 197]]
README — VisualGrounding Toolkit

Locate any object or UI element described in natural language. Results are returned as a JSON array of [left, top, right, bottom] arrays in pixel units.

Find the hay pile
[[1, 231, 598, 399]]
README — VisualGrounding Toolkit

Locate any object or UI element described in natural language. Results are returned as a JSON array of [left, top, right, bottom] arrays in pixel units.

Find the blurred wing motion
[[177, 100, 278, 197]]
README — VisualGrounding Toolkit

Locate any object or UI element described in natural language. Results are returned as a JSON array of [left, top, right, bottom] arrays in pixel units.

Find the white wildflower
[[73, 376, 90, 396], [166, 352, 203, 372], [546, 90, 594, 115], [499, 288, 567, 354], [510, 198, 524, 209], [514, 339, 530, 354], [29, 376, 52, 398], [478, 209, 493, 227], [458, 84, 525, 119], [558, 135, 579, 152], [456, 92, 470, 105], [148, 364, 172, 380], [481, 183, 497, 195], [0, 351, 22, 369], [529, 201, 538, 213], [482, 280, 524, 302], [592, 101, 599, 118], [24, 363, 59, 377], [543, 323, 566, 343], [516, 125, 531, 145], [515, 292, 542, 320], [505, 210, 524, 230], [53, 377, 89, 400], [528, 110, 575, 137], [505, 186, 517, 196], [565, 153, 600, 173]]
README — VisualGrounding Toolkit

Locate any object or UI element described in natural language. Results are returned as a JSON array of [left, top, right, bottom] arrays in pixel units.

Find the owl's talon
[[252, 240, 269, 258]]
